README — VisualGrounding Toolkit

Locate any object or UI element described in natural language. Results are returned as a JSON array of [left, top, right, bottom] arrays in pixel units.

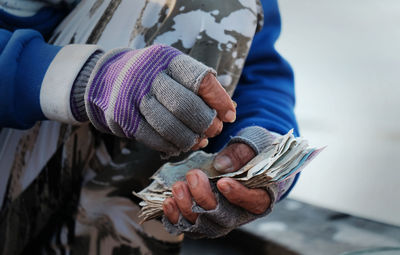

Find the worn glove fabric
[[228, 125, 276, 154], [162, 126, 295, 238], [162, 181, 274, 239], [78, 45, 217, 156]]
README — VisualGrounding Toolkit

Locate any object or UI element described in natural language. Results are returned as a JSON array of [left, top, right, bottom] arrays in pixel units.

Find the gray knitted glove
[[71, 45, 217, 156], [228, 126, 277, 154], [162, 126, 295, 238]]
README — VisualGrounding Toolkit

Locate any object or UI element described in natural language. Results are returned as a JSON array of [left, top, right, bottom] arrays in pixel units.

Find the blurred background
[[277, 0, 400, 227]]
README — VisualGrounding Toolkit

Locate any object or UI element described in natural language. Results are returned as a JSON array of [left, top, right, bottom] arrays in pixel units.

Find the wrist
[[70, 50, 104, 122]]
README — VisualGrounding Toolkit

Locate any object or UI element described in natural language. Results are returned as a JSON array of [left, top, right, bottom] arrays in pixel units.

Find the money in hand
[[133, 130, 323, 223]]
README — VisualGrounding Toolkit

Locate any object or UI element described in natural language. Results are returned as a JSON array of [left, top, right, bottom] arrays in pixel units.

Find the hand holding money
[[133, 127, 323, 238], [163, 141, 271, 224]]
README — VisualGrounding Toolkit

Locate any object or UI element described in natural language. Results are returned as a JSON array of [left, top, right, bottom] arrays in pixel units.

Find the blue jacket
[[0, 0, 299, 197]]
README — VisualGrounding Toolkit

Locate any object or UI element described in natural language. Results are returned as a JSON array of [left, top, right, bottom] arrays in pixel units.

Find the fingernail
[[232, 100, 237, 108], [174, 185, 184, 200], [200, 139, 209, 148], [225, 110, 236, 123], [187, 173, 198, 188], [213, 155, 233, 172], [219, 182, 231, 194]]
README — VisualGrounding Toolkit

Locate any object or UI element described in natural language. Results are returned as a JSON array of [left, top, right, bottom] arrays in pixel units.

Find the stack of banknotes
[[133, 130, 323, 223]]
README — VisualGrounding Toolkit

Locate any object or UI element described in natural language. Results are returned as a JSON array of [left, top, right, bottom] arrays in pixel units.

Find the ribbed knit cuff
[[70, 51, 104, 122], [228, 126, 276, 155]]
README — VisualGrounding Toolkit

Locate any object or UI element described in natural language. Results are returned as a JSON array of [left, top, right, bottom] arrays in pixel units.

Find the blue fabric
[[0, 7, 67, 38], [0, 29, 61, 129], [208, 0, 300, 199]]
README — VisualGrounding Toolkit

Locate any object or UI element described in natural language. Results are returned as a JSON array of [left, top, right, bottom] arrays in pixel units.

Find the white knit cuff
[[39, 44, 102, 124]]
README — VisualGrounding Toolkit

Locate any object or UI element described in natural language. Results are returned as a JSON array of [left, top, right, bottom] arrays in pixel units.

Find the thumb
[[213, 143, 256, 173]]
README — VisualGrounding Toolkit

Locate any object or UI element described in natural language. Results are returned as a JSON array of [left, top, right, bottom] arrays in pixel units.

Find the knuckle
[[194, 194, 209, 206], [199, 73, 216, 93], [250, 203, 268, 214], [181, 207, 194, 216], [195, 169, 209, 180], [231, 196, 245, 206], [188, 169, 201, 176], [173, 181, 185, 189]]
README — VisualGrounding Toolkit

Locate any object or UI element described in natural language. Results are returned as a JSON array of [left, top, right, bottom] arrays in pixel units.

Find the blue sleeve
[[208, 0, 300, 199], [0, 7, 68, 38], [0, 29, 61, 129]]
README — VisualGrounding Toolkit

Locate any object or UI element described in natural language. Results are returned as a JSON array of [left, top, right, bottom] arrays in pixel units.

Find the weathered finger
[[151, 73, 216, 134], [163, 197, 180, 224], [186, 169, 217, 210], [172, 181, 198, 223], [213, 142, 256, 173], [204, 117, 223, 138], [191, 138, 209, 151], [166, 53, 235, 123], [217, 178, 271, 215], [197, 73, 236, 123]]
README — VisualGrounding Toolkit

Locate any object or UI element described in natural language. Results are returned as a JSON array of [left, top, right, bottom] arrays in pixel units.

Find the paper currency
[[133, 130, 323, 223]]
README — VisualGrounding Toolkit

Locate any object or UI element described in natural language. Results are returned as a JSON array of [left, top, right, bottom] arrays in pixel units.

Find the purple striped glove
[[84, 45, 216, 156]]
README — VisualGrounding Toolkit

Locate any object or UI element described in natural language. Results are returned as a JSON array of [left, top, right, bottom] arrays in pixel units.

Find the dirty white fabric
[[40, 44, 101, 124]]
